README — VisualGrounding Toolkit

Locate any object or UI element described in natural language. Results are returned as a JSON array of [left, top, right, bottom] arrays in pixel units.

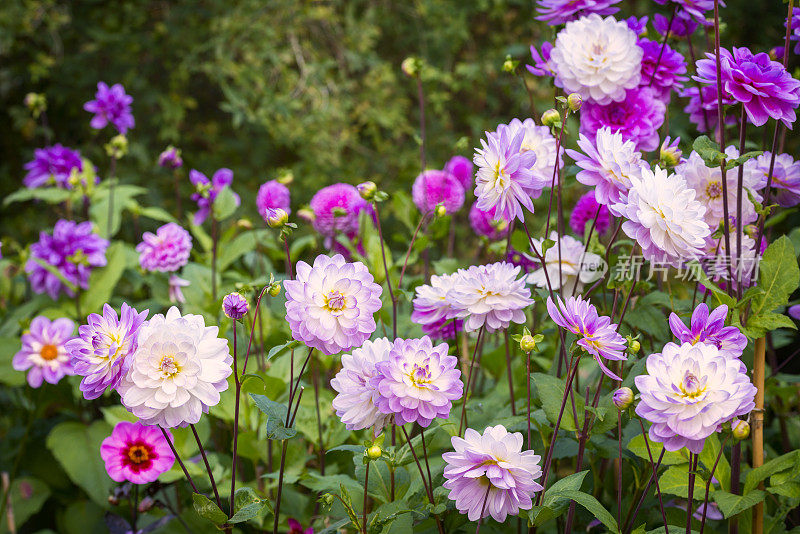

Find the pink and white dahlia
[[101, 421, 175, 484], [525, 231, 604, 296], [635, 341, 756, 453], [443, 425, 542, 522], [412, 170, 465, 214], [136, 223, 192, 272], [501, 118, 563, 193], [13, 316, 75, 388], [284, 254, 382, 355], [411, 272, 463, 340], [753, 152, 800, 207]]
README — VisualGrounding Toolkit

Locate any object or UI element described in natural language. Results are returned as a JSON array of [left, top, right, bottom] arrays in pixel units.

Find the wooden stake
[[752, 337, 765, 534]]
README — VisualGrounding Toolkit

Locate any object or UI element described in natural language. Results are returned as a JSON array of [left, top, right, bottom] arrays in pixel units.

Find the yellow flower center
[[706, 180, 723, 200], [407, 363, 432, 387], [40, 344, 59, 361], [324, 290, 347, 312], [679, 371, 706, 399], [159, 355, 180, 377], [127, 444, 151, 464]]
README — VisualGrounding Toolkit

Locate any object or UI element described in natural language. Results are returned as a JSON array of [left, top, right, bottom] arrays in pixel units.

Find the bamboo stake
[[752, 337, 766, 534]]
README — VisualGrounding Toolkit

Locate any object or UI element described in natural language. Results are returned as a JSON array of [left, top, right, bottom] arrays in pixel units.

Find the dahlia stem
[[420, 425, 434, 492], [173, 168, 183, 221], [272, 440, 289, 534], [158, 426, 199, 494], [650, 5, 678, 85], [285, 347, 314, 426], [503, 330, 517, 415], [752, 336, 766, 534], [106, 155, 117, 240], [416, 76, 427, 173], [373, 202, 397, 339], [686, 453, 698, 534], [398, 211, 431, 289], [699, 434, 730, 534], [311, 356, 325, 475], [636, 419, 669, 534], [211, 215, 219, 304], [617, 409, 623, 526], [459, 325, 486, 435], [282, 232, 293, 280], [730, 442, 741, 534], [475, 485, 492, 534], [241, 285, 269, 377], [576, 204, 602, 297], [584, 219, 623, 299], [735, 106, 747, 300], [526, 348, 532, 448], [230, 320, 240, 518], [400, 426, 445, 534], [131, 483, 139, 531], [191, 423, 223, 512], [564, 385, 594, 533], [544, 110, 569, 239], [623, 447, 667, 534], [362, 461, 370, 534]]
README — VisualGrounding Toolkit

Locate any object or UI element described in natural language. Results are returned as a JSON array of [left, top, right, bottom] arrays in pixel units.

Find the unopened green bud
[[401, 57, 421, 78], [613, 387, 634, 410], [267, 208, 289, 228], [520, 335, 537, 352], [434, 203, 447, 218], [357, 181, 378, 201], [268, 283, 281, 297], [629, 339, 641, 354], [297, 208, 315, 223], [732, 419, 750, 440], [502, 55, 519, 73], [566, 93, 582, 112], [105, 134, 128, 159], [367, 444, 382, 460], [237, 218, 253, 230], [541, 109, 561, 128], [277, 169, 294, 185], [24, 92, 47, 118]]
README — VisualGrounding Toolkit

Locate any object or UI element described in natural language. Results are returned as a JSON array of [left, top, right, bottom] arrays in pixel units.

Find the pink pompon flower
[[569, 191, 611, 236], [13, 316, 76, 388], [257, 180, 291, 223], [83, 82, 135, 134], [443, 425, 542, 522], [469, 203, 510, 241], [411, 273, 464, 340], [24, 144, 83, 189], [372, 336, 463, 427], [546, 295, 627, 380], [284, 254, 382, 355], [309, 183, 372, 241], [136, 223, 192, 272], [580, 87, 666, 152], [445, 155, 474, 190], [412, 170, 465, 214], [101, 422, 175, 484], [669, 303, 747, 358], [189, 168, 239, 225]]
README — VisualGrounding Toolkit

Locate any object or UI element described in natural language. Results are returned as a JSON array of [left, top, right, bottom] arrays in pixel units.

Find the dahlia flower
[[566, 127, 648, 209], [546, 295, 627, 380], [411, 272, 464, 340], [626, 15, 649, 35], [445, 155, 474, 190], [168, 274, 190, 304], [787, 13, 800, 55], [703, 234, 763, 291], [135, 223, 192, 272], [695, 47, 800, 127], [257, 180, 292, 223], [13, 316, 75, 388], [525, 231, 604, 296], [501, 118, 564, 193], [681, 85, 736, 134], [222, 292, 249, 320], [284, 254, 382, 355], [550, 15, 642, 105], [158, 146, 183, 169], [669, 303, 747, 358], [535, 0, 620, 25], [448, 262, 533, 333], [527, 43, 555, 77], [612, 166, 710, 265], [638, 38, 688, 101], [653, 12, 699, 37], [569, 191, 611, 236], [372, 336, 463, 427], [443, 425, 542, 522], [189, 168, 239, 225], [330, 337, 394, 434], [118, 307, 233, 427], [412, 170, 465, 214], [83, 82, 135, 134], [473, 127, 538, 221], [579, 86, 666, 151], [635, 341, 756, 453], [309, 183, 372, 241], [753, 152, 800, 207], [66, 303, 148, 400], [24, 144, 83, 189], [469, 203, 510, 241], [26, 219, 109, 299], [101, 422, 175, 484], [653, 0, 716, 25]]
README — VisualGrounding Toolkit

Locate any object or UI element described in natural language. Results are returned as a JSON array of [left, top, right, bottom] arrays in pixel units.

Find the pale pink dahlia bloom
[[136, 223, 192, 272]]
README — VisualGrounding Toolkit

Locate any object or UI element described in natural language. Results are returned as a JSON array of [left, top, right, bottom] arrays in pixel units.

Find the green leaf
[[265, 340, 301, 363], [45, 421, 113, 506], [627, 434, 687, 466], [138, 206, 177, 223], [698, 434, 730, 491], [3, 187, 72, 206], [532, 373, 584, 432], [529, 472, 589, 526], [713, 490, 766, 517], [217, 231, 259, 271], [658, 465, 707, 499], [743, 450, 800, 494], [0, 477, 50, 532], [229, 487, 271, 524], [693, 136, 726, 168], [90, 184, 146, 237], [745, 311, 797, 338], [0, 336, 25, 386], [249, 394, 296, 439], [752, 236, 800, 316], [79, 242, 132, 314], [192, 492, 228, 526], [212, 186, 239, 221], [555, 490, 620, 533]]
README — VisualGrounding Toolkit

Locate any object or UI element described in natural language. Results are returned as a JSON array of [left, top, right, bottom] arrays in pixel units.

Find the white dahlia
[[525, 231, 605, 296], [550, 14, 643, 105], [118, 307, 232, 428], [612, 166, 711, 265], [501, 118, 563, 194]]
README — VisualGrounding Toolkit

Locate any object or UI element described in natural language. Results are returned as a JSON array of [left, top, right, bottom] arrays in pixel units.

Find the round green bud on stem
[[566, 93, 582, 112], [367, 444, 382, 460], [541, 108, 561, 128], [732, 419, 750, 441]]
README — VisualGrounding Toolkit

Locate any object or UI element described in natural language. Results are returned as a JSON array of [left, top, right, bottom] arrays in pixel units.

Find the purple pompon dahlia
[[222, 292, 249, 320], [473, 127, 538, 222], [653, 12, 699, 37], [284, 254, 382, 355], [445, 155, 474, 190], [635, 341, 756, 453], [24, 144, 83, 189], [448, 262, 533, 333], [580, 87, 666, 152], [83, 82, 135, 134], [66, 303, 148, 400], [694, 47, 800, 127], [681, 85, 737, 134], [669, 303, 747, 358], [257, 179, 292, 223], [411, 273, 464, 340], [566, 126, 648, 209], [653, 0, 717, 25], [638, 38, 688, 102], [412, 170, 465, 214], [309, 183, 372, 241], [535, 0, 620, 25], [372, 336, 463, 427], [546, 295, 627, 380], [189, 168, 239, 225], [753, 152, 800, 207], [136, 223, 192, 272], [527, 42, 555, 78], [13, 316, 76, 388], [469, 203, 510, 241], [501, 118, 563, 194], [443, 425, 542, 522], [101, 422, 175, 484], [569, 191, 611, 236], [330, 337, 394, 435], [26, 220, 109, 300]]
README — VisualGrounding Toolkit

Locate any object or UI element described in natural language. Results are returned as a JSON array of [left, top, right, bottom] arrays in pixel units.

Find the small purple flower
[[445, 155, 474, 190], [753, 152, 800, 207], [580, 87, 666, 152], [786, 13, 800, 55], [535, 0, 620, 25], [287, 518, 314, 534], [309, 183, 372, 242], [13, 316, 76, 387], [135, 223, 192, 272], [24, 144, 83, 189], [789, 304, 800, 320], [66, 303, 148, 400], [26, 220, 109, 299], [411, 273, 464, 340], [168, 274, 190, 303], [695, 503, 724, 521], [222, 292, 249, 320], [638, 38, 688, 101], [469, 203, 509, 241], [695, 47, 800, 127], [681, 84, 737, 133], [257, 180, 291, 224], [668, 303, 747, 358], [527, 42, 555, 77], [626, 15, 648, 35], [412, 170, 465, 214], [653, 12, 701, 37], [83, 82, 135, 134], [547, 295, 627, 380], [372, 336, 463, 427], [569, 191, 611, 236], [652, 0, 718, 25], [158, 146, 182, 169], [189, 168, 239, 225]]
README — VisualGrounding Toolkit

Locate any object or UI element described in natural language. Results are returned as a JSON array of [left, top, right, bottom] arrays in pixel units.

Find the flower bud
[[24, 92, 47, 118], [138, 496, 155, 513], [266, 208, 289, 228], [401, 57, 421, 78], [367, 444, 382, 460], [541, 108, 561, 128], [277, 169, 294, 185], [732, 419, 750, 440], [222, 292, 249, 320], [502, 55, 519, 73], [158, 145, 183, 169], [268, 283, 281, 297], [357, 181, 378, 201], [566, 93, 582, 112], [105, 134, 129, 159], [434, 203, 447, 218], [519, 335, 537, 352], [237, 218, 253, 230], [628, 339, 641, 354], [613, 387, 634, 410]]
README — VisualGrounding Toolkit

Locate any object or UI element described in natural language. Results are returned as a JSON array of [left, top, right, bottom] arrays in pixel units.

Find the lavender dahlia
[[443, 425, 542, 522], [501, 118, 563, 193], [579, 86, 666, 152], [754, 152, 800, 207], [569, 191, 611, 236], [547, 295, 627, 380], [26, 219, 109, 300], [372, 336, 463, 427], [66, 303, 148, 400], [257, 179, 292, 223], [189, 168, 239, 225], [411, 273, 464, 340], [635, 341, 756, 453], [309, 183, 371, 242], [222, 292, 249, 320], [83, 82, 135, 134], [13, 316, 76, 388], [535, 0, 620, 25], [101, 422, 175, 484], [284, 254, 382, 355], [135, 222, 192, 272], [23, 144, 83, 189], [411, 170, 465, 214], [669, 303, 747, 358]]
